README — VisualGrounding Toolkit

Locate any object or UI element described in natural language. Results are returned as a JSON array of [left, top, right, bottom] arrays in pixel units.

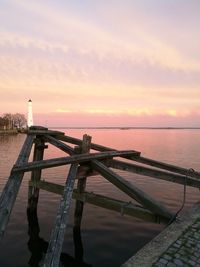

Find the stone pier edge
[[121, 201, 200, 267]]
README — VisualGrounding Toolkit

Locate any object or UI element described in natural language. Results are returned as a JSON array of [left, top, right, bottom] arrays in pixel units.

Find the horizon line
[[48, 126, 200, 130]]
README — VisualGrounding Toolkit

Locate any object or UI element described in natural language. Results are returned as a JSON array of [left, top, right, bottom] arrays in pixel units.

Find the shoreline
[[0, 129, 18, 135], [50, 126, 200, 130]]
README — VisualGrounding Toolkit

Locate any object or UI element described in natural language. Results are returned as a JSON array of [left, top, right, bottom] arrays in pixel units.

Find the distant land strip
[[49, 126, 200, 130]]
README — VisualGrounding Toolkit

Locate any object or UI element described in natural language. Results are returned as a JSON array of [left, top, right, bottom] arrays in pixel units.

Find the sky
[[0, 0, 200, 127]]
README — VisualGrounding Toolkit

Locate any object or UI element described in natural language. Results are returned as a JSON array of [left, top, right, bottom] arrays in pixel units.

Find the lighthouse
[[27, 99, 33, 127]]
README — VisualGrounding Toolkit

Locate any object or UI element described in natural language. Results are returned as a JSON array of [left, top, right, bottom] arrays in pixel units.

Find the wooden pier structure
[[0, 126, 200, 266]]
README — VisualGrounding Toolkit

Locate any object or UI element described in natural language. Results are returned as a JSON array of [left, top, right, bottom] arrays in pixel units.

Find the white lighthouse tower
[[27, 99, 33, 127]]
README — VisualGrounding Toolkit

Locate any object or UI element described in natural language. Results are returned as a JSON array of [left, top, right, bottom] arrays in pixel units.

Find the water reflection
[[27, 208, 92, 267], [1, 129, 200, 267]]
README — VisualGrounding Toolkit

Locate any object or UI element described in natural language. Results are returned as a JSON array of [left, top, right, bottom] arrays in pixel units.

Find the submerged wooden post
[[28, 136, 47, 211], [27, 207, 48, 266]]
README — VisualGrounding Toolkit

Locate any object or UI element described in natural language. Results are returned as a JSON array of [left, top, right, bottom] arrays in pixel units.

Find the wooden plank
[[28, 129, 65, 136], [29, 180, 64, 195], [109, 159, 200, 188], [29, 180, 167, 223], [45, 135, 75, 155], [133, 156, 200, 179], [12, 150, 139, 173], [74, 134, 91, 228], [28, 137, 46, 211], [29, 126, 48, 130], [91, 160, 173, 219], [58, 135, 141, 157], [73, 135, 91, 263], [59, 135, 200, 179], [43, 163, 78, 267], [0, 135, 34, 237], [73, 190, 168, 223]]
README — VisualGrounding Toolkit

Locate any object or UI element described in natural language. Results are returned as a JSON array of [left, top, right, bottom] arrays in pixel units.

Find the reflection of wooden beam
[[29, 180, 167, 223], [91, 160, 173, 220], [43, 164, 78, 267], [13, 150, 139, 173], [109, 159, 200, 188], [0, 135, 34, 237]]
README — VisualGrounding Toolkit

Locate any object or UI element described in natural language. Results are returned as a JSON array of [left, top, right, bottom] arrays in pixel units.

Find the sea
[[0, 128, 200, 267]]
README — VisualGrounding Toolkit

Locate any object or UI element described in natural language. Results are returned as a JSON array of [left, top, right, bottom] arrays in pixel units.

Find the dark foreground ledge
[[121, 202, 200, 267]]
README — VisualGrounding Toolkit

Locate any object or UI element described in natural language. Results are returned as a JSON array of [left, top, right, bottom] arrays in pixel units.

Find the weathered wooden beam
[[43, 163, 78, 267], [73, 190, 168, 223], [73, 135, 91, 263], [45, 135, 75, 155], [109, 159, 200, 188], [28, 137, 46, 211], [28, 180, 167, 223], [58, 135, 200, 179], [0, 135, 34, 237], [77, 165, 99, 179], [29, 180, 64, 195], [74, 135, 91, 229], [28, 128, 65, 136], [58, 135, 141, 157], [45, 135, 98, 179], [91, 160, 173, 220], [12, 150, 139, 173], [29, 126, 48, 130], [133, 156, 200, 179]]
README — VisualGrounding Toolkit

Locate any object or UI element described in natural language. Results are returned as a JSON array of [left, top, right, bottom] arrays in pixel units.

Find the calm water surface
[[0, 129, 200, 267]]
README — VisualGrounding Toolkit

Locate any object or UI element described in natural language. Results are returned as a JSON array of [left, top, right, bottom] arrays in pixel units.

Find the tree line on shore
[[0, 113, 27, 130]]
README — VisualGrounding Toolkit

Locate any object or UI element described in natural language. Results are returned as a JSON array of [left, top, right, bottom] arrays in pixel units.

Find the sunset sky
[[0, 0, 199, 127]]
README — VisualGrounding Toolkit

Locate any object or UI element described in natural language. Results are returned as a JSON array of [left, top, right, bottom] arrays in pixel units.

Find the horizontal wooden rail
[[109, 159, 200, 188], [134, 156, 200, 179], [29, 180, 167, 223], [28, 129, 65, 136], [58, 135, 141, 157], [12, 150, 139, 173], [58, 135, 200, 179]]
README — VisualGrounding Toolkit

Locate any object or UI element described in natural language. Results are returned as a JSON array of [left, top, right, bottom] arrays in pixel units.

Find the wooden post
[[43, 163, 78, 267], [28, 136, 47, 211], [73, 134, 91, 262], [74, 134, 92, 227], [27, 207, 48, 266], [0, 135, 34, 237]]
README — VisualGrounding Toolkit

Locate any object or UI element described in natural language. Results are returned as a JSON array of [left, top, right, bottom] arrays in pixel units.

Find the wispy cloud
[[1, 0, 200, 73], [0, 0, 199, 126]]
